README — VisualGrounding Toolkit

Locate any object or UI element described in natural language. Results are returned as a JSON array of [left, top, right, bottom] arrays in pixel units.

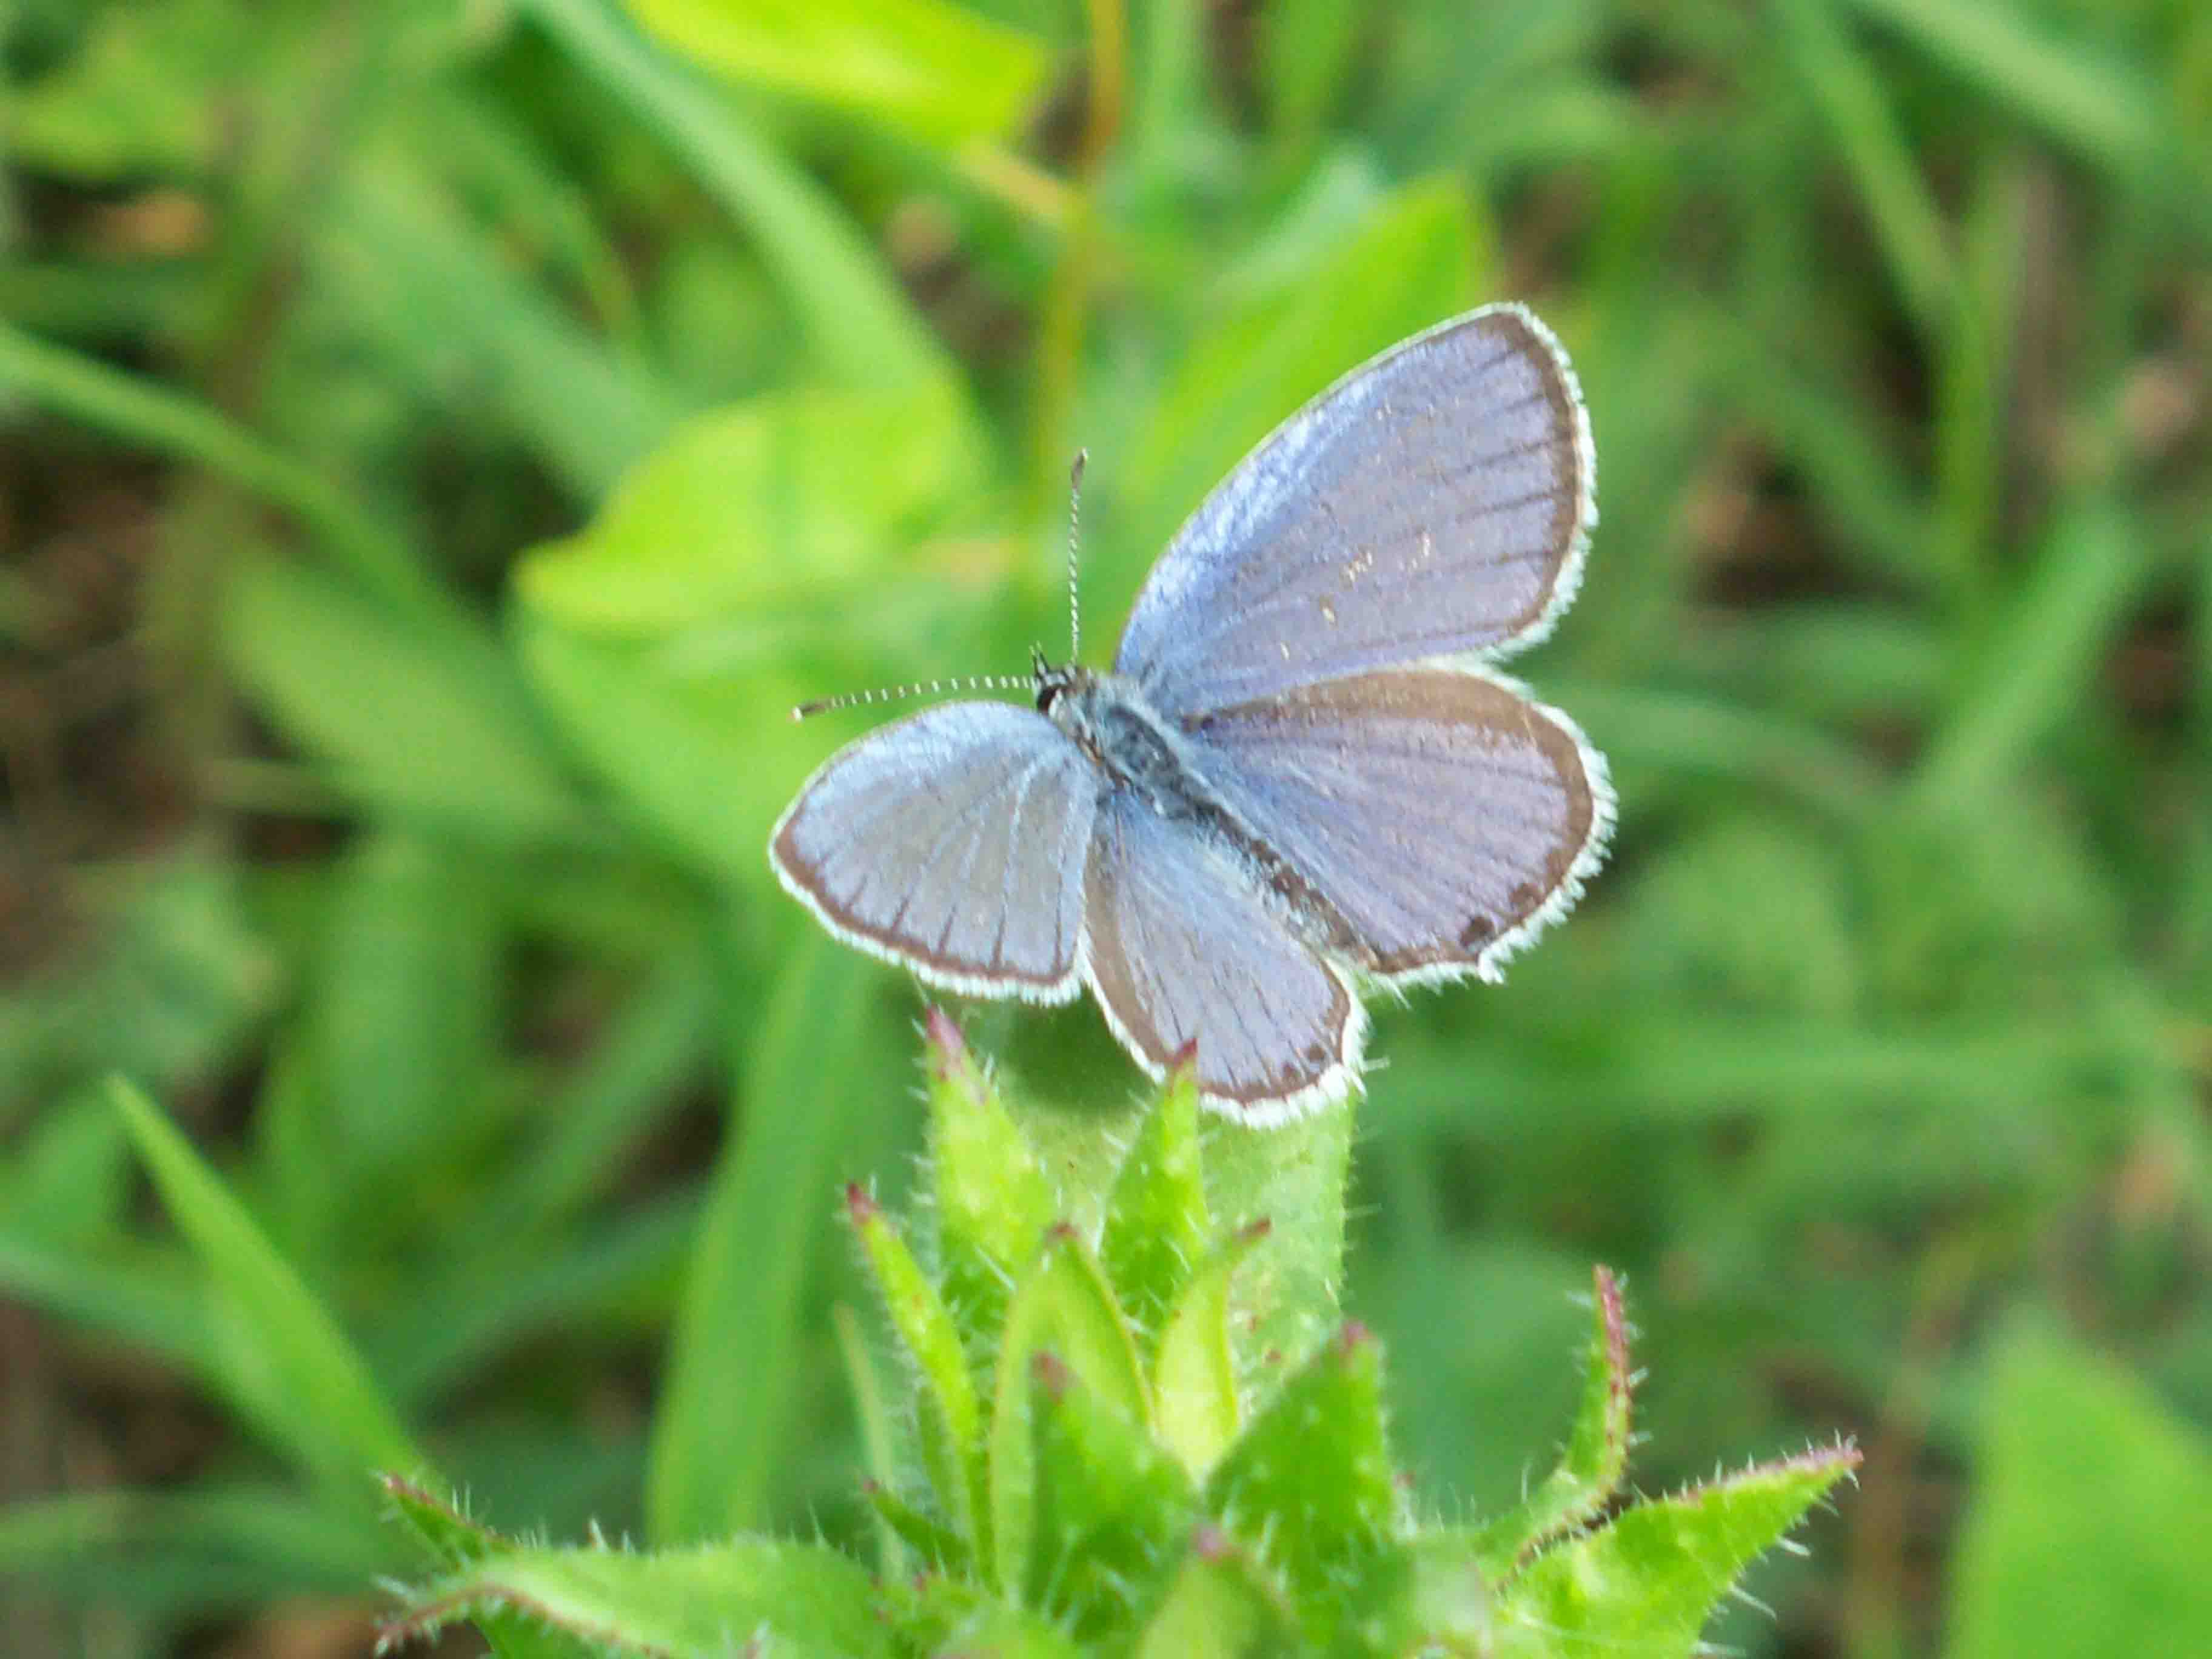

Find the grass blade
[[109, 1078, 427, 1498]]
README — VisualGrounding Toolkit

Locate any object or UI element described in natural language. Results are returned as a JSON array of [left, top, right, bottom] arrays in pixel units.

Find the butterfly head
[[1031, 645, 1084, 716]]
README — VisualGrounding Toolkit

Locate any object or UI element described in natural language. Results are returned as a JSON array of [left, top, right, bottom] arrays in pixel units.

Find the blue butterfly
[[772, 306, 1612, 1123]]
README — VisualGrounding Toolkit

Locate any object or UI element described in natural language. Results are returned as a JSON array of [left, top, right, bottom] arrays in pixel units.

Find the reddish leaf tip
[[845, 1182, 879, 1222], [1591, 1265, 1632, 1394], [923, 1007, 968, 1068]]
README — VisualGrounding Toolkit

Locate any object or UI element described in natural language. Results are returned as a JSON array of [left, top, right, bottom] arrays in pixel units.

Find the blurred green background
[[2, 0, 2208, 1654]]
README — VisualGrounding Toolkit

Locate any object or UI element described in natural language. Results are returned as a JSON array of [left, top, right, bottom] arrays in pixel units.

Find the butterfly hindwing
[[771, 702, 1098, 1002]]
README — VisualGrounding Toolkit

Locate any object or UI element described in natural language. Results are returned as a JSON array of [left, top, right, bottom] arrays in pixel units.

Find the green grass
[[2, 0, 2208, 1654]]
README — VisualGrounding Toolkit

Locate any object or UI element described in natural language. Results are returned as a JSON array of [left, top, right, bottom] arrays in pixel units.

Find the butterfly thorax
[[1037, 661, 1376, 966], [1037, 665, 1212, 823]]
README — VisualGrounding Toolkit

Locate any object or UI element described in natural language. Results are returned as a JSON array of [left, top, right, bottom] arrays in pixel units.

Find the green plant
[[375, 1013, 1857, 1655]]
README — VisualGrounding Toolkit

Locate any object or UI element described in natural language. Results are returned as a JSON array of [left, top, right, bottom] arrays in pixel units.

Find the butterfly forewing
[[770, 703, 1098, 1000], [1083, 791, 1364, 1120], [1185, 668, 1612, 983], [1114, 305, 1592, 716]]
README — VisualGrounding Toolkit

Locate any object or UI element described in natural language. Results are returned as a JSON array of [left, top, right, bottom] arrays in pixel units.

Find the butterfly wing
[[769, 702, 1099, 1001], [1082, 789, 1364, 1122], [1186, 668, 1612, 985], [1114, 304, 1592, 714]]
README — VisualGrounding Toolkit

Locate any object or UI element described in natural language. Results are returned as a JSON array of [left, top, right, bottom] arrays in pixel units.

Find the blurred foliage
[[0, 0, 2207, 1655]]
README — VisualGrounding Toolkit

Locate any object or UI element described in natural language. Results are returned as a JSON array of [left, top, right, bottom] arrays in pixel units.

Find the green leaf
[[1026, 1352, 1199, 1634], [0, 1485, 395, 1615], [512, 611, 819, 889], [1910, 501, 2153, 818], [0, 1231, 208, 1377], [520, 0, 960, 395], [846, 1182, 984, 1543], [927, 1008, 1057, 1347], [383, 1536, 898, 1659], [375, 1193, 703, 1409], [626, 0, 1051, 146], [1773, 0, 1952, 333], [109, 1079, 426, 1498], [1470, 1265, 1634, 1575], [0, 321, 420, 602], [1845, 0, 2155, 169], [644, 931, 903, 1542], [223, 560, 590, 844], [325, 159, 683, 498], [1202, 1102, 1356, 1381], [0, 1086, 132, 1245], [1131, 1527, 1302, 1659], [5, 1, 247, 178], [515, 383, 988, 635], [1204, 1323, 1402, 1627], [1948, 1322, 2212, 1659], [446, 945, 719, 1260], [1100, 1062, 1212, 1355], [1491, 1444, 1862, 1657], [1151, 1222, 1269, 1481], [310, 828, 498, 1180], [989, 1227, 1148, 1591]]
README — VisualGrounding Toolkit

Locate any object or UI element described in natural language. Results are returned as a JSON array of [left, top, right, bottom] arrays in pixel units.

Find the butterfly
[[770, 305, 1612, 1124]]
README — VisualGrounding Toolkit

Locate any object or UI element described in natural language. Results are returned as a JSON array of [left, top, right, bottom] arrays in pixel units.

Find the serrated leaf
[[1131, 1527, 1302, 1659], [1327, 1533, 1491, 1658], [1490, 1445, 1861, 1657], [846, 1184, 982, 1542], [1151, 1221, 1269, 1480], [1470, 1264, 1633, 1575], [1199, 1104, 1355, 1382], [1204, 1323, 1401, 1624], [863, 1480, 968, 1572], [927, 1009, 1056, 1347], [1026, 1353, 1198, 1634], [109, 1080, 424, 1500], [1100, 1063, 1211, 1353], [989, 1228, 1147, 1592], [626, 0, 1051, 147], [381, 1537, 897, 1658], [929, 1604, 1087, 1658], [381, 1477, 506, 1570]]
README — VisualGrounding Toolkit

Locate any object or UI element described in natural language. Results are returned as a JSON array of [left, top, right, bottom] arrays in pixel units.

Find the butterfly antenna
[[792, 674, 1031, 722], [1065, 448, 1088, 662]]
